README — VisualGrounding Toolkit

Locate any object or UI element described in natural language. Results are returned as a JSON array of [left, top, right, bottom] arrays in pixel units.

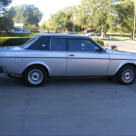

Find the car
[[86, 32, 100, 36], [69, 31, 76, 34], [92, 32, 100, 36], [13, 29, 31, 33], [86, 32, 94, 36], [0, 34, 136, 87]]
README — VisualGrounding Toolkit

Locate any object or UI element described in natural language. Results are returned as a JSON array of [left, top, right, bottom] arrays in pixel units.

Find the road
[[0, 73, 136, 135], [98, 38, 136, 52]]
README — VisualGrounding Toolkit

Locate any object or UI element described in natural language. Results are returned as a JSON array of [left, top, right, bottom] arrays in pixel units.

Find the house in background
[[13, 23, 31, 33]]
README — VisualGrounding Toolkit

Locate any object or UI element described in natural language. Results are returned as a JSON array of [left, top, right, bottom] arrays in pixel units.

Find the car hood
[[107, 49, 136, 60], [0, 46, 23, 51]]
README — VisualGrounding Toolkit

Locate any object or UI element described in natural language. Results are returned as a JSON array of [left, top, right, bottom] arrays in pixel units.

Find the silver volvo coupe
[[0, 34, 136, 87]]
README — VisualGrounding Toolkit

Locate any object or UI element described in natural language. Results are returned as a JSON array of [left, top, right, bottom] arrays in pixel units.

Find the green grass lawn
[[105, 33, 136, 41]]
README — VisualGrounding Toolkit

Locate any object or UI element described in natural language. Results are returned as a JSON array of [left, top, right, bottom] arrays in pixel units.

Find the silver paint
[[0, 34, 136, 78]]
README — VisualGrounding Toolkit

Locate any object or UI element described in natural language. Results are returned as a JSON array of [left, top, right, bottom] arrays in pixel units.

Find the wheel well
[[117, 63, 136, 74], [22, 64, 49, 77]]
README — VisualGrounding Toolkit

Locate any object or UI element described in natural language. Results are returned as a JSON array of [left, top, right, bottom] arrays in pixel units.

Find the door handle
[[69, 54, 74, 56]]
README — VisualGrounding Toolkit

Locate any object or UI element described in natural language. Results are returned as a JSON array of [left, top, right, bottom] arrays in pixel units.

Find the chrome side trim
[[0, 56, 109, 59]]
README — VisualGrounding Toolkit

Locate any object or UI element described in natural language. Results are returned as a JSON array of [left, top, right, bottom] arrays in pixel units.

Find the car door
[[66, 38, 110, 76], [49, 38, 67, 76]]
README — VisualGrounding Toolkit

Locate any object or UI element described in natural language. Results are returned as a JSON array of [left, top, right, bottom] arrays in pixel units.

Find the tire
[[24, 65, 47, 87], [117, 65, 136, 85]]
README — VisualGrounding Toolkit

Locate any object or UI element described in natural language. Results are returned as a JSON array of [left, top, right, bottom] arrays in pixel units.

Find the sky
[[9, 0, 81, 25]]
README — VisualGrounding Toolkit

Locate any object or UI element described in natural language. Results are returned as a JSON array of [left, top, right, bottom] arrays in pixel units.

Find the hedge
[[0, 38, 30, 46], [93, 39, 104, 46], [0, 37, 104, 47], [0, 33, 37, 37]]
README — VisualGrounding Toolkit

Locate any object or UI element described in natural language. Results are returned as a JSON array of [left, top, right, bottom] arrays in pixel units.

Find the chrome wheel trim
[[28, 69, 43, 85], [122, 69, 134, 83]]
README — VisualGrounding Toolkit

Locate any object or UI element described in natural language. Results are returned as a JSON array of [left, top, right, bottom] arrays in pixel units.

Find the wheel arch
[[116, 62, 136, 75], [22, 62, 50, 77]]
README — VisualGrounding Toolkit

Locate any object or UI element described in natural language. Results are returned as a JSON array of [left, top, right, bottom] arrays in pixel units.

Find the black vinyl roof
[[37, 34, 91, 39]]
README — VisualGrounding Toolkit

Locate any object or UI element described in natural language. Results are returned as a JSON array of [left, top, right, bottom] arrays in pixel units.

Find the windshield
[[21, 36, 38, 48]]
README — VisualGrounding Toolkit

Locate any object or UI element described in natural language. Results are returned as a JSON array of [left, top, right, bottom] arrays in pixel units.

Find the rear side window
[[28, 36, 51, 50], [51, 38, 66, 50]]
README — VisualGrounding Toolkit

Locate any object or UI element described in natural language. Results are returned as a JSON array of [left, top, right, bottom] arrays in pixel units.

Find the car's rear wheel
[[24, 66, 47, 87], [117, 65, 136, 85]]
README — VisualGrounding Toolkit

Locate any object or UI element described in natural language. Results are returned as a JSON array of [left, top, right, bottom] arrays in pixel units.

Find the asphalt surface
[[0, 73, 136, 136], [101, 39, 136, 52]]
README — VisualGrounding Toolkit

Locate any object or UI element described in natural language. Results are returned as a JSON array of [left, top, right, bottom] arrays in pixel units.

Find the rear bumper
[[0, 66, 4, 73]]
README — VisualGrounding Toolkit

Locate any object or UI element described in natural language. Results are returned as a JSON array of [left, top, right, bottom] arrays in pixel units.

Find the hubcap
[[122, 69, 134, 83], [28, 69, 43, 84]]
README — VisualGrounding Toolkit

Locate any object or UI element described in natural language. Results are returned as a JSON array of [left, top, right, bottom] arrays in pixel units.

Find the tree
[[76, 1, 89, 30], [0, 0, 13, 31], [11, 4, 43, 32], [49, 6, 79, 32], [116, 0, 134, 34], [43, 19, 52, 32], [78, 0, 117, 37], [0, 7, 14, 30]]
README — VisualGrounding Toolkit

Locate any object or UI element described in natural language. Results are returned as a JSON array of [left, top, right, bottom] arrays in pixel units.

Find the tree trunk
[[101, 31, 104, 38], [104, 31, 106, 38], [101, 31, 106, 38]]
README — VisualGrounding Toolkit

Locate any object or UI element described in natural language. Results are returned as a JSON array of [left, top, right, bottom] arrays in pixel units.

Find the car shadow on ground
[[0, 74, 124, 87]]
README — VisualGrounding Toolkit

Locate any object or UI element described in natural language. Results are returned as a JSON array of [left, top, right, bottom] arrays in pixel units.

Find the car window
[[68, 39, 100, 51], [22, 36, 38, 48], [28, 36, 51, 50], [51, 38, 66, 50]]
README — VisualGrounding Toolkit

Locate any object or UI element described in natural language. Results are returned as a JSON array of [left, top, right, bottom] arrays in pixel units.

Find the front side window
[[68, 39, 100, 51], [51, 38, 66, 50]]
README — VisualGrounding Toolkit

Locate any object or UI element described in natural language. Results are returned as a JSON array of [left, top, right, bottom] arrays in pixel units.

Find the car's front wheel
[[117, 65, 136, 85], [24, 66, 47, 87]]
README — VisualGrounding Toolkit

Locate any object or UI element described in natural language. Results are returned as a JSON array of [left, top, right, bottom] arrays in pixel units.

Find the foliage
[[43, 6, 81, 32], [10, 4, 43, 32], [116, 0, 134, 33], [0, 0, 12, 6], [79, 0, 117, 37], [0, 33, 37, 37], [76, 0, 89, 29], [0, 38, 30, 46], [0, 0, 13, 30], [0, 33, 37, 46], [93, 39, 104, 46]]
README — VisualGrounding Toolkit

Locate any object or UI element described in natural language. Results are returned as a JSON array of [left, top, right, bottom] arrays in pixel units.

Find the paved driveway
[[0, 73, 136, 136], [101, 39, 136, 52]]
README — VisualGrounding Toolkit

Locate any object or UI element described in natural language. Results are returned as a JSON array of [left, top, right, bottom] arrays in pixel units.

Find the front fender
[[108, 60, 136, 75]]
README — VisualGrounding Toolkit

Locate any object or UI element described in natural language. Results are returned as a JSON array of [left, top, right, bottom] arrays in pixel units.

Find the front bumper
[[0, 66, 4, 73]]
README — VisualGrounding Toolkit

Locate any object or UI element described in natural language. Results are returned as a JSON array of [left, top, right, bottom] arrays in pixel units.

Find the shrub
[[93, 39, 104, 46], [0, 38, 30, 46], [0, 33, 37, 37]]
